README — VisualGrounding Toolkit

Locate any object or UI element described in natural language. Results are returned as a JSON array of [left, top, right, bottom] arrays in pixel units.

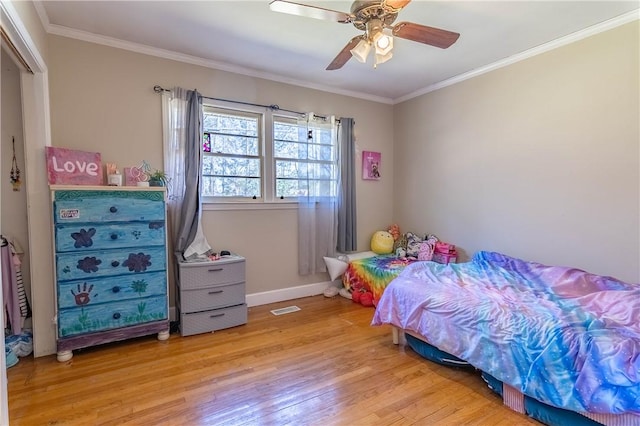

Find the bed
[[342, 254, 416, 305], [371, 251, 640, 425]]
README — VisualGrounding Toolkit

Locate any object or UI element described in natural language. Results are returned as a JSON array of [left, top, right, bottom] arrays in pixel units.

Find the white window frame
[[201, 101, 304, 209]]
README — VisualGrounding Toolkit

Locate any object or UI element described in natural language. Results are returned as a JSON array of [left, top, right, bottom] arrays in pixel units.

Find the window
[[273, 116, 337, 199], [202, 106, 262, 200], [202, 104, 337, 203]]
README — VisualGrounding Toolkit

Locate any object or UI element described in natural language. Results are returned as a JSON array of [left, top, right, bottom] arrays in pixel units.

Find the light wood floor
[[8, 295, 540, 425]]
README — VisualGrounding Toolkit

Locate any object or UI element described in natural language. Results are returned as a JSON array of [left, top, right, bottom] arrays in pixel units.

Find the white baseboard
[[168, 280, 341, 316], [246, 280, 341, 307]]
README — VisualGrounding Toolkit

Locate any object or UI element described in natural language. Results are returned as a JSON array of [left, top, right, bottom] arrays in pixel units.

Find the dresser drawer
[[56, 246, 166, 282], [54, 191, 165, 223], [180, 282, 245, 313], [58, 295, 168, 337], [57, 271, 167, 309], [55, 221, 165, 252], [179, 260, 245, 289], [180, 304, 247, 336]]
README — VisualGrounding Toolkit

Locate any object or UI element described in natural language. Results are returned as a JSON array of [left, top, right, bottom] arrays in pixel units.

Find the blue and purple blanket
[[372, 251, 640, 417]]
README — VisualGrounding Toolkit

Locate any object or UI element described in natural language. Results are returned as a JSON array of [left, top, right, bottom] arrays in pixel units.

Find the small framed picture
[[362, 151, 381, 180]]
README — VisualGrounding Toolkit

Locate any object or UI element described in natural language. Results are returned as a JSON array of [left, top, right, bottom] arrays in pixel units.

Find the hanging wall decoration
[[362, 150, 381, 181], [10, 137, 21, 191]]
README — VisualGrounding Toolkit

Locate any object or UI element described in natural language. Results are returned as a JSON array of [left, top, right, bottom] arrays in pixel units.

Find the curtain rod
[[153, 85, 333, 121]]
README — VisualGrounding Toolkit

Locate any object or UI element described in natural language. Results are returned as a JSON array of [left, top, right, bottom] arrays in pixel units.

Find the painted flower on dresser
[[71, 227, 96, 248], [77, 256, 102, 273], [123, 252, 152, 273]]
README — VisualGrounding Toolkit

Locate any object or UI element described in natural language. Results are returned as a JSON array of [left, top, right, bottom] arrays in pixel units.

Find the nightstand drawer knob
[[208, 268, 223, 272], [110, 234, 118, 240], [111, 260, 120, 267], [112, 286, 120, 293], [109, 206, 118, 213], [113, 312, 121, 320], [208, 290, 223, 295], [210, 313, 225, 318]]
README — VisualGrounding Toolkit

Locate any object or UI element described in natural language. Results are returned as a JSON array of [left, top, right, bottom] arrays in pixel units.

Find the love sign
[[46, 147, 103, 185]]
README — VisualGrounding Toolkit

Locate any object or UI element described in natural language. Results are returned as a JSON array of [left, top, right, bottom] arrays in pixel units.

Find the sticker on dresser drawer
[[54, 191, 165, 223], [55, 221, 165, 252], [58, 295, 168, 337], [56, 246, 167, 282], [57, 271, 167, 309]]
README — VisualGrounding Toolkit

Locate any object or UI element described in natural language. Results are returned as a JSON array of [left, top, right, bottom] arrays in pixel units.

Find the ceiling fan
[[269, 0, 460, 70]]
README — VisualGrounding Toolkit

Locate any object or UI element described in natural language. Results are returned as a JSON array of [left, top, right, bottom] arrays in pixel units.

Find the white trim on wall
[[395, 9, 640, 103], [33, 3, 639, 106], [246, 280, 340, 307]]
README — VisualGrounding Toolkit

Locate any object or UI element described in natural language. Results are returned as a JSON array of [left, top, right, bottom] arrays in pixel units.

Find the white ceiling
[[36, 1, 639, 103]]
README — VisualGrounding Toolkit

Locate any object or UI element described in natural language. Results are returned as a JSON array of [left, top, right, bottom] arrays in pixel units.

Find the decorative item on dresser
[[50, 185, 170, 362], [175, 254, 247, 336]]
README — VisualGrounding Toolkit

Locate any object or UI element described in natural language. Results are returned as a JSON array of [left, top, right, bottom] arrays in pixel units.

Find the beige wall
[[394, 21, 639, 283], [48, 35, 395, 300], [1, 48, 32, 320]]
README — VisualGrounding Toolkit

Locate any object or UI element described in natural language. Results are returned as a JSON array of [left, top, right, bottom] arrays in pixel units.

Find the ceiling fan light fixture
[[375, 51, 393, 67], [372, 31, 393, 55], [350, 39, 371, 63], [373, 32, 393, 55]]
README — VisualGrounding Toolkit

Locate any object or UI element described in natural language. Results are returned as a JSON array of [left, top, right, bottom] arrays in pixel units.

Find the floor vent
[[270, 306, 301, 316]]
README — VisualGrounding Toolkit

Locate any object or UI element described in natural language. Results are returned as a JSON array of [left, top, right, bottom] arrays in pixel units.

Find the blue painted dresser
[[50, 186, 170, 362]]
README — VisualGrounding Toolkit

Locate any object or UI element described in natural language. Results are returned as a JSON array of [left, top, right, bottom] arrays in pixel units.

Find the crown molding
[[46, 23, 394, 105], [393, 9, 640, 104]]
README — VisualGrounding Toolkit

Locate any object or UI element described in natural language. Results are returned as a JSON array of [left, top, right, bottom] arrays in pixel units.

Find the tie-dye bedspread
[[342, 255, 415, 305], [372, 251, 640, 416]]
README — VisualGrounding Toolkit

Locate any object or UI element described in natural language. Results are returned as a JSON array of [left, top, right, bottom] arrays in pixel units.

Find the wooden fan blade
[[326, 36, 363, 70], [269, 0, 352, 23], [392, 22, 460, 49], [384, 0, 411, 11]]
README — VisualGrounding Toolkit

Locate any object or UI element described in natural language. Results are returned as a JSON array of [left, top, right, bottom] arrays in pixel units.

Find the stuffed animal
[[387, 224, 401, 241], [405, 232, 423, 258], [371, 231, 394, 254], [418, 234, 439, 261], [359, 292, 374, 307]]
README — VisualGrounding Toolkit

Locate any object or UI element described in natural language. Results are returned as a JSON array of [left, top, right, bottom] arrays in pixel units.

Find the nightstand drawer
[[180, 304, 247, 336], [179, 259, 245, 289], [180, 282, 245, 313]]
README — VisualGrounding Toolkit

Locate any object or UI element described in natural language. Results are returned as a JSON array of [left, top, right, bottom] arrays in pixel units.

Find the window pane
[[203, 113, 258, 137], [276, 179, 308, 198], [276, 160, 334, 180], [202, 176, 261, 198], [203, 156, 260, 177], [207, 133, 259, 156], [274, 121, 306, 142]]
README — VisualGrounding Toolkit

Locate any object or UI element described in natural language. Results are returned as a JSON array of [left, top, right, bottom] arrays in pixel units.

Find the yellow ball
[[371, 231, 394, 254]]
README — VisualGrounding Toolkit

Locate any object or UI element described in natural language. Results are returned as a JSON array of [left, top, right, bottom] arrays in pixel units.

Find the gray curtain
[[337, 117, 357, 252], [175, 90, 211, 257]]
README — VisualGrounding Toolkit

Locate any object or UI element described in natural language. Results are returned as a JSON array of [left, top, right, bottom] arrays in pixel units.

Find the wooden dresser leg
[[57, 350, 73, 362], [157, 330, 170, 341]]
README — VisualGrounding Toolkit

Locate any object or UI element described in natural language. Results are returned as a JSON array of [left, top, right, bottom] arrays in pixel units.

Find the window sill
[[202, 201, 298, 211]]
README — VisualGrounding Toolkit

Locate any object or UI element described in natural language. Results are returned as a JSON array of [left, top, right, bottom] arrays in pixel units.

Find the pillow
[[323, 256, 349, 281]]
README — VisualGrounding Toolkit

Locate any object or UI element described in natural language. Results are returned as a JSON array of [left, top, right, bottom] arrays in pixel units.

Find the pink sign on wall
[[46, 147, 103, 185]]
